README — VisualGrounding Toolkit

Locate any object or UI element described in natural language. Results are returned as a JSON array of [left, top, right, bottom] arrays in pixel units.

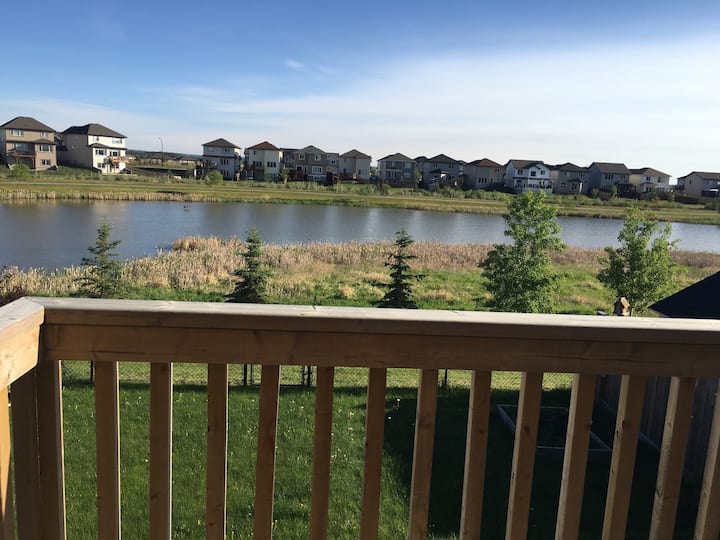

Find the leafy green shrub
[[9, 163, 31, 179]]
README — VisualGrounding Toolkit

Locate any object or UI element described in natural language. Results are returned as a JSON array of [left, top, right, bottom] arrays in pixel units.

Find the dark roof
[[427, 153, 459, 164], [203, 138, 240, 149], [88, 143, 124, 149], [379, 152, 414, 162], [590, 162, 631, 174], [246, 141, 280, 151], [63, 123, 126, 138], [1, 116, 55, 132], [551, 162, 588, 173], [677, 171, 720, 181], [650, 272, 720, 319], [414, 156, 427, 162], [508, 159, 546, 169], [340, 149, 371, 159], [630, 167, 670, 177], [467, 158, 502, 168], [297, 145, 326, 154]]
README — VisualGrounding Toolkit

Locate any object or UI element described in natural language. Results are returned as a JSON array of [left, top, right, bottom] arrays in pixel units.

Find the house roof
[[650, 271, 720, 319], [551, 162, 588, 172], [508, 159, 546, 169], [590, 162, 631, 174], [203, 138, 240, 149], [467, 158, 502, 168], [246, 141, 280, 151], [340, 149, 371, 159], [63, 123, 126, 138], [1, 116, 55, 133], [414, 156, 428, 162], [379, 152, 414, 162], [427, 153, 459, 164], [88, 143, 124, 149], [297, 145, 326, 154], [677, 171, 720, 181], [630, 167, 670, 177]]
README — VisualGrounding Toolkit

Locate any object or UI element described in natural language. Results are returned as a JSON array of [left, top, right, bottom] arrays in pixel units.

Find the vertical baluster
[[555, 373, 596, 540], [37, 357, 66, 540], [408, 368, 438, 540], [601, 375, 645, 540], [150, 363, 173, 540], [95, 361, 121, 540], [695, 380, 720, 539], [505, 371, 543, 540], [459, 370, 491, 540], [360, 367, 387, 540], [310, 366, 335, 540], [206, 364, 228, 540], [0, 387, 14, 539], [253, 364, 280, 540]]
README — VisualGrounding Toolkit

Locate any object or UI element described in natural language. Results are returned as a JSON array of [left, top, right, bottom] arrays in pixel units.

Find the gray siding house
[[675, 172, 720, 199], [550, 162, 588, 195], [587, 162, 631, 193], [462, 158, 503, 190]]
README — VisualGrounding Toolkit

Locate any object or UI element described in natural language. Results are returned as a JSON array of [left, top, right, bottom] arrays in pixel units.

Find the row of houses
[[0, 117, 128, 174], [2, 116, 718, 200]]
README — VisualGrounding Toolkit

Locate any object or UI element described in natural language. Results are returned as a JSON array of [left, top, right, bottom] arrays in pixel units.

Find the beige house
[[244, 141, 283, 181], [629, 167, 671, 194], [462, 158, 504, 190], [0, 116, 57, 170], [676, 171, 720, 199], [58, 123, 127, 173], [339, 149, 371, 182]]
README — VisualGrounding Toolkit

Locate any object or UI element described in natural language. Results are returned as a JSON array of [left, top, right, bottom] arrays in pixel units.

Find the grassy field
[[2, 167, 720, 224]]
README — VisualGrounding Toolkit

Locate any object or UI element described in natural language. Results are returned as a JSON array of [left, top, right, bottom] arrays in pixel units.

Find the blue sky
[[3, 0, 720, 177]]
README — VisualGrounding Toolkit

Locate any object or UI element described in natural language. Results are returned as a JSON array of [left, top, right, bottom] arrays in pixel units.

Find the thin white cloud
[[284, 59, 305, 71]]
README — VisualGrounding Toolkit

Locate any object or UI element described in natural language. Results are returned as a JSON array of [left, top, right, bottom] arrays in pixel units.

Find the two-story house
[[377, 153, 417, 184], [417, 154, 462, 188], [676, 172, 720, 199], [339, 150, 371, 182], [462, 158, 504, 190], [58, 123, 127, 173], [550, 162, 588, 195], [294, 145, 328, 182], [587, 162, 631, 194], [0, 116, 57, 170], [504, 160, 552, 194], [244, 141, 283, 181], [202, 138, 243, 180], [629, 168, 671, 194]]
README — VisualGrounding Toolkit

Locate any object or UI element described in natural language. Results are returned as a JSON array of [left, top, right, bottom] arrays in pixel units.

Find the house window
[[299, 154, 305, 160], [97, 162, 104, 168], [314, 154, 321, 161], [252, 161, 262, 167], [358, 169, 365, 176], [221, 159, 229, 165], [329, 159, 337, 165], [449, 163, 454, 169], [266, 162, 277, 168], [41, 131, 49, 138], [531, 171, 537, 177], [96, 149, 106, 156], [10, 129, 23, 136], [207, 147, 215, 153], [540, 170, 546, 175], [94, 136, 100, 142], [311, 166, 322, 174], [41, 159, 51, 166], [110, 150, 120, 157], [38, 144, 51, 152], [606, 174, 614, 180], [404, 162, 412, 169], [112, 138, 122, 144]]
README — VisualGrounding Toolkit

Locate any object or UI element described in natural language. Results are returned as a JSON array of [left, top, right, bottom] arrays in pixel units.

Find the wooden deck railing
[[1, 296, 720, 539]]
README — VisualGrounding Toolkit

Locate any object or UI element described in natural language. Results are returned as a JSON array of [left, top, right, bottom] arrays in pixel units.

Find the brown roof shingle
[[1, 116, 55, 133]]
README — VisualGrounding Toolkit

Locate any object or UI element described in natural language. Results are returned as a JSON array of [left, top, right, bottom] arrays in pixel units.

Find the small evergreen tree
[[76, 221, 124, 298], [227, 228, 270, 303], [598, 207, 676, 315], [480, 192, 566, 313], [376, 228, 423, 309]]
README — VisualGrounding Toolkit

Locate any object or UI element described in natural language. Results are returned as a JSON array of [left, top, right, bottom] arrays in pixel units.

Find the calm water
[[1, 200, 718, 269]]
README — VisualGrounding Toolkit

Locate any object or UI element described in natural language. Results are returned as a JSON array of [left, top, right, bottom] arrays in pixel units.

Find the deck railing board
[[505, 371, 544, 540], [310, 366, 335, 540], [0, 388, 14, 540], [649, 376, 695, 540], [206, 364, 228, 540], [602, 375, 646, 540], [695, 385, 720, 539], [459, 370, 492, 540], [253, 364, 280, 540], [150, 363, 173, 540], [94, 361, 121, 540], [359, 367, 387, 540], [555, 373, 596, 540]]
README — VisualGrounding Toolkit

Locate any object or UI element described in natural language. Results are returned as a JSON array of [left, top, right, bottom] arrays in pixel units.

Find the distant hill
[[128, 149, 202, 162]]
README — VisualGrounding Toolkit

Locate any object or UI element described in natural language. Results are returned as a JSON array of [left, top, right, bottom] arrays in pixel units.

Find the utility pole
[[159, 137, 164, 165]]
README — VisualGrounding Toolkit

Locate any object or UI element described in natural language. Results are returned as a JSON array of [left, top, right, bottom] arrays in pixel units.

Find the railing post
[[95, 361, 121, 540], [0, 387, 14, 539], [150, 363, 173, 540], [695, 381, 720, 539], [253, 364, 280, 540], [360, 368, 387, 540], [206, 364, 228, 540], [310, 366, 335, 540]]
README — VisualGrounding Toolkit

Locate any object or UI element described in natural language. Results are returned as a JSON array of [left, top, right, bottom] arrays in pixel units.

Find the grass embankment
[[2, 167, 720, 224]]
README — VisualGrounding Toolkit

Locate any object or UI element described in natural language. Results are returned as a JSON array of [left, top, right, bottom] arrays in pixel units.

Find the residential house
[[0, 116, 57, 170], [417, 154, 462, 189], [377, 153, 417, 184], [462, 158, 504, 190], [629, 168, 671, 194], [587, 162, 631, 194], [58, 123, 127, 174], [294, 145, 329, 182], [550, 162, 588, 195], [338, 150, 371, 182], [202, 138, 243, 180], [504, 160, 552, 194], [675, 172, 720, 200], [244, 141, 283, 181], [326, 152, 340, 179]]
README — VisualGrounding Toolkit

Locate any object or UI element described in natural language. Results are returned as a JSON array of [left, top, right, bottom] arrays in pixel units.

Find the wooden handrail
[[2, 298, 720, 539]]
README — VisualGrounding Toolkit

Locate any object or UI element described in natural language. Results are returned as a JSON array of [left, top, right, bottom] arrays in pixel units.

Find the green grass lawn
[[59, 374, 702, 539]]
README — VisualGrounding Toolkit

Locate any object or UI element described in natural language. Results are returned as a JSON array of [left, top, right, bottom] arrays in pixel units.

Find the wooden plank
[[0, 297, 44, 343], [0, 328, 40, 390], [95, 361, 121, 540], [0, 388, 14, 539], [360, 368, 387, 540], [649, 377, 695, 540], [36, 356, 66, 540], [408, 369, 438, 540], [150, 363, 173, 540], [695, 380, 720, 540], [206, 364, 228, 540], [10, 369, 41, 540], [556, 373, 596, 540], [505, 371, 544, 540], [310, 366, 335, 540], [459, 370, 491, 540], [602, 375, 646, 540], [253, 364, 280, 540]]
